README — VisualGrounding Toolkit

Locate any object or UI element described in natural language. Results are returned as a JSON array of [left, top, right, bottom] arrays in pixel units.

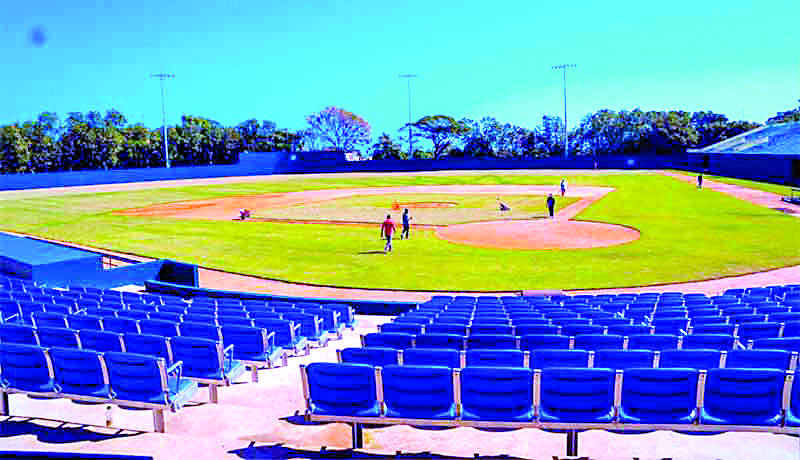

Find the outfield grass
[[254, 193, 580, 225], [671, 170, 793, 196], [1, 171, 799, 290]]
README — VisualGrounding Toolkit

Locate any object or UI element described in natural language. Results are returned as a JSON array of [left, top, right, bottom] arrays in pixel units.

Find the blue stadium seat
[[282, 312, 326, 344], [36, 327, 79, 348], [607, 324, 652, 336], [470, 324, 514, 335], [122, 333, 172, 362], [66, 314, 103, 331], [31, 311, 68, 329], [658, 349, 722, 369], [102, 317, 140, 334], [782, 321, 800, 337], [362, 332, 415, 350], [681, 334, 735, 351], [0, 323, 38, 345], [394, 316, 432, 325], [221, 325, 285, 371], [573, 334, 624, 351], [340, 346, 400, 366], [467, 334, 517, 350], [626, 334, 680, 351], [460, 366, 534, 422], [737, 322, 782, 344], [178, 321, 220, 341], [752, 337, 800, 353], [466, 349, 525, 367], [520, 334, 570, 351], [0, 343, 55, 393], [78, 329, 124, 353], [425, 323, 468, 335], [592, 317, 632, 327], [325, 303, 357, 329], [725, 349, 792, 370], [380, 322, 425, 335], [651, 318, 689, 335], [415, 333, 465, 350], [49, 347, 110, 400], [767, 312, 800, 323], [303, 307, 345, 339], [728, 313, 767, 324], [618, 368, 699, 424], [169, 336, 245, 402], [139, 319, 180, 337], [514, 324, 559, 336], [116, 309, 150, 320], [252, 318, 307, 355], [216, 315, 254, 327], [699, 368, 785, 426], [691, 324, 736, 335], [381, 365, 456, 420], [403, 348, 460, 368], [561, 324, 605, 337], [538, 367, 615, 423], [530, 349, 590, 369], [594, 349, 655, 369]]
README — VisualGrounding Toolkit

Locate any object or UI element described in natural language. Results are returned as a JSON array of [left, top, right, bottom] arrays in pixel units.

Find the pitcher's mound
[[436, 219, 640, 250]]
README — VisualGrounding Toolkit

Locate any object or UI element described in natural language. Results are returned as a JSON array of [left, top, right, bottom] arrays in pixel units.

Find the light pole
[[551, 64, 576, 160], [150, 73, 175, 167], [399, 74, 418, 157]]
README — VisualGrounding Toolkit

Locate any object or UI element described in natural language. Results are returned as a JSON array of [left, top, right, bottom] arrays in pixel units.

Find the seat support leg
[[152, 409, 165, 433], [0, 392, 8, 416], [281, 352, 288, 367], [351, 423, 364, 449], [566, 430, 579, 457], [209, 384, 219, 403], [250, 366, 259, 383]]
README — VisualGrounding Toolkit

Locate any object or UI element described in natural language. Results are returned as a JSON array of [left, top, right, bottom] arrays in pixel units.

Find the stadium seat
[[681, 334, 736, 351], [470, 324, 514, 335], [339, 346, 400, 366], [325, 303, 357, 329], [467, 334, 517, 350], [465, 349, 525, 367], [393, 316, 432, 325], [178, 321, 221, 341], [737, 322, 782, 343], [658, 349, 722, 369], [459, 366, 534, 421], [593, 349, 655, 369], [514, 324, 559, 336], [102, 317, 140, 334], [691, 324, 736, 335], [782, 321, 800, 337], [699, 368, 785, 426], [725, 349, 792, 370], [66, 314, 103, 331], [538, 367, 615, 423], [573, 334, 624, 351], [381, 365, 456, 420], [282, 312, 326, 345], [403, 348, 461, 368], [767, 312, 800, 323], [0, 323, 38, 345], [169, 336, 245, 403], [139, 319, 180, 337], [651, 318, 689, 335], [607, 324, 652, 336], [116, 309, 150, 320], [415, 333, 466, 350], [216, 315, 254, 327], [728, 313, 767, 324], [49, 347, 110, 399], [362, 332, 415, 350], [221, 325, 285, 375], [618, 368, 699, 424], [122, 333, 172, 362], [530, 349, 590, 369], [520, 334, 570, 351], [31, 311, 68, 329], [592, 317, 631, 327], [78, 329, 124, 353], [425, 323, 468, 335], [36, 327, 79, 348], [752, 337, 800, 353], [561, 324, 605, 337], [626, 334, 680, 351], [380, 322, 425, 335], [784, 372, 800, 427], [303, 307, 345, 339], [252, 318, 308, 355], [304, 362, 381, 417], [0, 343, 55, 393]]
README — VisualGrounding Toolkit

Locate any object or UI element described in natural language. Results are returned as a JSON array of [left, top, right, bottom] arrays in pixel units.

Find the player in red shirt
[[380, 214, 396, 253]]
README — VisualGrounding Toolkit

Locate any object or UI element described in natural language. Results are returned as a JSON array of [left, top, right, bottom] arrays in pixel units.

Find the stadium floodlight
[[399, 74, 418, 158], [551, 64, 576, 160], [150, 73, 175, 168]]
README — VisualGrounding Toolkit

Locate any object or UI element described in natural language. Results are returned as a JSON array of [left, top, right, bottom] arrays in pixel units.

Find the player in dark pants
[[380, 214, 396, 253], [697, 173, 703, 189], [401, 209, 412, 239], [546, 193, 556, 218]]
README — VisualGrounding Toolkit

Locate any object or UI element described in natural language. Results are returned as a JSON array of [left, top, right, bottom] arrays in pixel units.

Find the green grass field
[[1, 171, 799, 291], [254, 193, 580, 225]]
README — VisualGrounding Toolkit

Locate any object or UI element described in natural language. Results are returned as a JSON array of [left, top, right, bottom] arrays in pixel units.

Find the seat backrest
[[466, 334, 517, 350], [363, 332, 415, 350], [78, 329, 124, 353], [752, 337, 800, 353], [561, 324, 606, 337], [725, 349, 792, 370], [466, 349, 525, 367], [530, 349, 590, 369], [217, 315, 254, 327], [573, 334, 624, 351], [459, 366, 533, 422], [178, 321, 220, 341], [681, 334, 735, 351], [0, 342, 53, 392], [66, 314, 103, 331], [619, 367, 698, 424], [425, 323, 468, 336], [0, 323, 38, 345], [594, 349, 655, 369], [340, 346, 400, 366], [737, 322, 782, 342], [304, 362, 380, 417], [221, 324, 274, 357], [381, 365, 456, 419], [169, 336, 226, 380], [514, 324, 559, 336], [469, 324, 514, 335], [380, 322, 424, 335], [403, 348, 460, 368], [139, 319, 180, 337], [520, 334, 570, 351], [626, 334, 680, 351], [31, 311, 68, 329], [102, 317, 140, 334], [539, 367, 615, 423], [104, 351, 168, 405], [414, 333, 465, 350], [607, 324, 652, 336], [658, 349, 722, 369], [36, 327, 80, 348], [122, 333, 171, 361], [701, 368, 785, 426], [49, 346, 109, 397]]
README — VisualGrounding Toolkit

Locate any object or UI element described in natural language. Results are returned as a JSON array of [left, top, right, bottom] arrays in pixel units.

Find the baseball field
[[1, 170, 799, 291]]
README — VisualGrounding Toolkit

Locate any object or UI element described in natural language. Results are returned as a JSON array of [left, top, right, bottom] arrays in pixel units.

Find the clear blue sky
[[2, 0, 798, 139]]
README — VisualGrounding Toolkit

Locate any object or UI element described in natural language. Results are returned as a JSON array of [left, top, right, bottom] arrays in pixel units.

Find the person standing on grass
[[697, 173, 703, 189], [546, 193, 556, 218], [380, 214, 396, 253], [560, 178, 567, 197], [401, 209, 412, 240]]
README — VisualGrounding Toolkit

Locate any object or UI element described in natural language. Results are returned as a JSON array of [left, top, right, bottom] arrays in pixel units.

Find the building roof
[[688, 121, 800, 155]]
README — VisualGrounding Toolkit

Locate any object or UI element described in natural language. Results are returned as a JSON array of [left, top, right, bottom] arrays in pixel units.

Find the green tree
[[405, 115, 470, 159], [306, 107, 371, 152], [767, 100, 800, 124], [370, 133, 405, 159]]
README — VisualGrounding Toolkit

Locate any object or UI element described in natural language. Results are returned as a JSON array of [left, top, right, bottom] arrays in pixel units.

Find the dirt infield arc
[[117, 184, 641, 250]]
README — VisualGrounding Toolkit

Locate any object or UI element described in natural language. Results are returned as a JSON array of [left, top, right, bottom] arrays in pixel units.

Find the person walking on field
[[380, 214, 396, 253], [546, 193, 556, 218], [697, 173, 703, 190], [560, 178, 567, 197], [401, 209, 412, 240]]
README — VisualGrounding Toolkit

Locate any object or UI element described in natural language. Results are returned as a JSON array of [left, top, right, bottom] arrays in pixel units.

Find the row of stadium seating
[[338, 346, 798, 370]]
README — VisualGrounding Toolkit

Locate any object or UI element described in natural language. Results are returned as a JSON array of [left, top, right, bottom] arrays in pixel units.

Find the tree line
[[1, 101, 797, 174]]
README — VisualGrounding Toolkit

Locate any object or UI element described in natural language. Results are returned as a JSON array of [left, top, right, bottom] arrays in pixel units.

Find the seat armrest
[[223, 344, 235, 368], [167, 360, 184, 382]]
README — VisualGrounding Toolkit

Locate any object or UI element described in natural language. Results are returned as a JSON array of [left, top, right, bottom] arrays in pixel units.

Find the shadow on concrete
[[230, 442, 530, 459], [0, 417, 142, 444]]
